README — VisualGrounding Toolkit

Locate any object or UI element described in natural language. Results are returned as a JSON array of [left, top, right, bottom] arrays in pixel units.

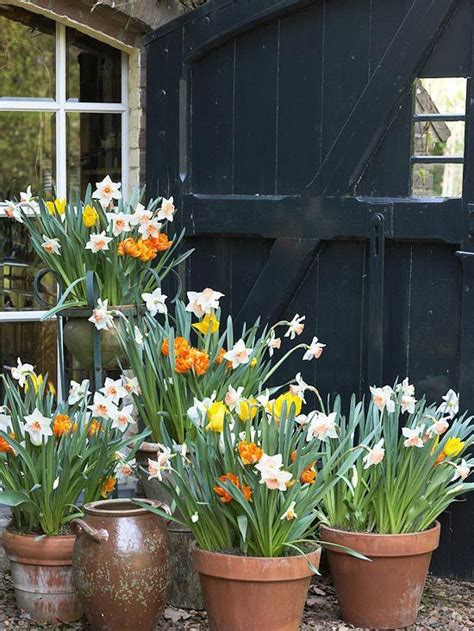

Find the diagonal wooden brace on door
[[306, 0, 461, 196], [236, 238, 320, 327]]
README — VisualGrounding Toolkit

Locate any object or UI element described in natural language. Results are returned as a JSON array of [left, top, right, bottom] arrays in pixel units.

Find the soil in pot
[[192, 545, 321, 631], [2, 529, 83, 624], [136, 442, 205, 610], [320, 522, 441, 629], [72, 498, 169, 631]]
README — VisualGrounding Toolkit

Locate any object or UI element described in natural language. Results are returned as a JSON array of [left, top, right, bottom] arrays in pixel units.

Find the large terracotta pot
[[136, 441, 205, 610], [61, 305, 138, 369], [192, 545, 321, 631], [2, 529, 82, 623], [320, 522, 441, 629], [72, 498, 169, 631]]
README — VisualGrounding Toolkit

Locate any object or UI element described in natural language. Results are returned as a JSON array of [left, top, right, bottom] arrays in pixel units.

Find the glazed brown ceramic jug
[[72, 498, 169, 631]]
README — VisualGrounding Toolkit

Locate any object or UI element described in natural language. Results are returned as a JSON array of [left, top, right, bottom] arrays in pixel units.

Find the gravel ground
[[0, 570, 472, 630]]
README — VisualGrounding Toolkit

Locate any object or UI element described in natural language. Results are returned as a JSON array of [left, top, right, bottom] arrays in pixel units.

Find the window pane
[[411, 163, 463, 198], [66, 28, 121, 103], [415, 78, 466, 115], [0, 6, 55, 100], [0, 321, 57, 385], [67, 112, 121, 193], [0, 111, 55, 201], [412, 121, 464, 157]]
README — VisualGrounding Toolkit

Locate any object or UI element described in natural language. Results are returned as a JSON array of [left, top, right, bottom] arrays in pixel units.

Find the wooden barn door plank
[[306, 0, 461, 195]]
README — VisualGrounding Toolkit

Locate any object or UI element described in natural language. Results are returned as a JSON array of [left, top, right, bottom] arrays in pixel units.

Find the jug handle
[[71, 518, 109, 542]]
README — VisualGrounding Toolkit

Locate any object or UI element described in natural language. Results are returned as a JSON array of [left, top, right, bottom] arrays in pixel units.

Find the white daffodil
[[92, 175, 122, 208], [0, 409, 12, 432], [303, 336, 326, 361], [285, 314, 305, 339], [186, 288, 224, 317], [138, 216, 161, 239], [401, 394, 417, 414], [88, 298, 114, 331], [41, 235, 61, 255], [224, 339, 253, 369], [147, 446, 172, 481], [20, 185, 34, 203], [132, 325, 144, 345], [363, 438, 385, 469], [396, 378, 415, 397], [281, 501, 297, 521], [129, 203, 152, 227], [402, 426, 424, 448], [100, 377, 128, 404], [4, 202, 21, 222], [256, 453, 292, 491], [23, 408, 52, 446], [68, 379, 91, 405], [122, 375, 140, 396], [116, 460, 134, 480], [370, 385, 395, 413], [224, 385, 244, 411], [437, 389, 459, 419], [187, 395, 216, 426], [142, 288, 167, 317], [289, 372, 310, 402], [306, 411, 338, 442], [85, 231, 113, 253], [451, 459, 471, 482], [256, 389, 271, 408], [157, 196, 176, 222], [426, 418, 450, 438], [11, 358, 35, 387], [106, 211, 131, 236], [191, 512, 199, 523], [88, 393, 118, 419], [267, 330, 281, 357], [110, 405, 135, 433]]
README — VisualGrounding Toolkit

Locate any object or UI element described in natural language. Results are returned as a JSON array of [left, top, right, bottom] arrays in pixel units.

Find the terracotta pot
[[72, 498, 169, 631], [136, 442, 205, 610], [320, 522, 441, 629], [192, 545, 321, 631], [61, 305, 139, 369], [2, 529, 82, 623]]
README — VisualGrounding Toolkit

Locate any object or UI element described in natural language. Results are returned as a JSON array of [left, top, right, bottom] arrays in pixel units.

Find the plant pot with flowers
[[0, 362, 147, 624], [135, 382, 368, 631], [10, 176, 191, 369], [317, 383, 474, 629], [117, 293, 327, 609]]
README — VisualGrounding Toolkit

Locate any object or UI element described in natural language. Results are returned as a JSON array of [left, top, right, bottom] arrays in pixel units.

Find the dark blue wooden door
[[146, 0, 474, 578]]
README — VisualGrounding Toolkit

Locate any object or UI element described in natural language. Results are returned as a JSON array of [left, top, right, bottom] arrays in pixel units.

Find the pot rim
[[2, 529, 75, 566], [191, 543, 321, 582], [320, 521, 441, 557], [61, 303, 144, 318], [83, 497, 155, 517], [136, 440, 163, 453]]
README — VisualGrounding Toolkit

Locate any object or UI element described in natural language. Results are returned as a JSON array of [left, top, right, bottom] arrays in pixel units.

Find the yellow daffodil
[[249, 358, 257, 367], [83, 204, 99, 227], [46, 198, 67, 215], [443, 437, 465, 457], [24, 373, 44, 394], [192, 312, 220, 335], [237, 398, 258, 422], [206, 401, 227, 433], [272, 392, 302, 419]]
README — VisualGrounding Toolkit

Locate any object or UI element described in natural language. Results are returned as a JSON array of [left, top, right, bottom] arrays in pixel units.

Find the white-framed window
[[0, 5, 129, 386]]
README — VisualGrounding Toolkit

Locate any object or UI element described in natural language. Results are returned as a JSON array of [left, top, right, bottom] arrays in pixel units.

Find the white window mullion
[[121, 51, 129, 199], [55, 23, 67, 199]]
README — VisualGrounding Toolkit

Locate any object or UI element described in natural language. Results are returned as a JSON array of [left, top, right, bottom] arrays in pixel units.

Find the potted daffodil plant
[[318, 382, 474, 629], [9, 176, 191, 368], [137, 392, 365, 631], [0, 361, 148, 624]]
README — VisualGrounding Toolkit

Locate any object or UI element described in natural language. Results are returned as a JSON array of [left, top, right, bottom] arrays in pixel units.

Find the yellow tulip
[[272, 392, 302, 419], [83, 204, 99, 227], [192, 313, 220, 335], [443, 437, 465, 458], [206, 401, 227, 433], [237, 398, 258, 422]]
